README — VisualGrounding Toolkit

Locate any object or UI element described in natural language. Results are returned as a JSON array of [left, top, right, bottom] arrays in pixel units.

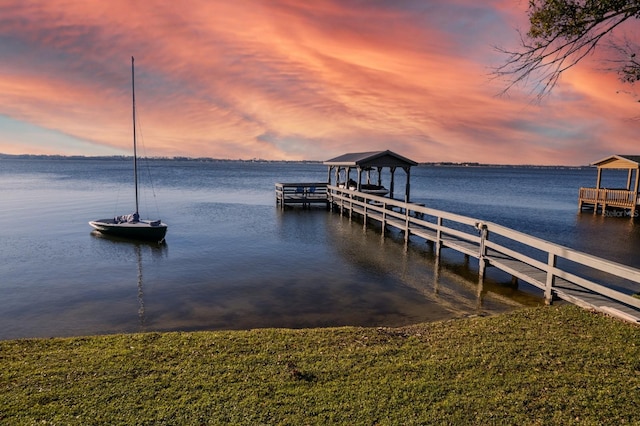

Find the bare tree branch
[[493, 1, 640, 100]]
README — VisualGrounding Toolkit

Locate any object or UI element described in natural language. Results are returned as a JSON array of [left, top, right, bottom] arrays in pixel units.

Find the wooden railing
[[328, 185, 640, 319], [276, 182, 328, 208], [579, 187, 637, 208]]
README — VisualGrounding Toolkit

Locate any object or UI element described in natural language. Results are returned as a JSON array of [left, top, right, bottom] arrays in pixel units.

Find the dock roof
[[591, 155, 640, 169], [324, 150, 418, 168]]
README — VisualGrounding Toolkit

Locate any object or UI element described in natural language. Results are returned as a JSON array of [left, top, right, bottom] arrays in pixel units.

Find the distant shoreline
[[0, 153, 590, 169]]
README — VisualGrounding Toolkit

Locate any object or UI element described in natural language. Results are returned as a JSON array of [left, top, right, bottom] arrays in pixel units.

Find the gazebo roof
[[591, 155, 640, 169], [324, 150, 418, 168]]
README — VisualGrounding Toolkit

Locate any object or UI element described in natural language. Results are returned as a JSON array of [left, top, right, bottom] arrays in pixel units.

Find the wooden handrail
[[327, 185, 640, 314], [579, 187, 637, 206]]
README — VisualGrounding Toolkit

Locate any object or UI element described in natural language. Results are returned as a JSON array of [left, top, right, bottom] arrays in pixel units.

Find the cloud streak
[[0, 0, 637, 164]]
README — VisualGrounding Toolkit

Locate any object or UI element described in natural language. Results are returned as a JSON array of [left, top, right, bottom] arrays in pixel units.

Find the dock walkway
[[317, 185, 640, 323]]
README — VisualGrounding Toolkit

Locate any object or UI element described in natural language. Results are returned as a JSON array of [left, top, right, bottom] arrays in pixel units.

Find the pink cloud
[[0, 0, 637, 164]]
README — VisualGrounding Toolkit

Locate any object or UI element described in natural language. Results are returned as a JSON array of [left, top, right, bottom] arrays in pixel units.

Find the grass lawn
[[1, 305, 639, 425]]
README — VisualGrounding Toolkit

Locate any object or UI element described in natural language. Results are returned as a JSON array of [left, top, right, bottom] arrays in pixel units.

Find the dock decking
[[275, 183, 329, 209], [276, 182, 640, 323]]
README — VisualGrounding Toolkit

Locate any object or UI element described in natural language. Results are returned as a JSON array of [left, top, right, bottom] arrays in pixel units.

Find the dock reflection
[[325, 214, 542, 320]]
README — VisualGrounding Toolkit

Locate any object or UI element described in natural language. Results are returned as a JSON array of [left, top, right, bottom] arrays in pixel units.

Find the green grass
[[1, 305, 639, 425]]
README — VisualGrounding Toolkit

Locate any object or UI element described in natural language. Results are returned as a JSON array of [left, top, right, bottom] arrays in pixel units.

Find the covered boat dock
[[578, 154, 640, 217], [324, 150, 418, 202]]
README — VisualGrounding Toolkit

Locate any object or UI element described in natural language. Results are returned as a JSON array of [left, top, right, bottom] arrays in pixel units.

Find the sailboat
[[89, 57, 168, 243]]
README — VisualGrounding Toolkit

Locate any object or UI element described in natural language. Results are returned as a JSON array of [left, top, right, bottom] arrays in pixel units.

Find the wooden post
[[545, 252, 556, 305], [404, 166, 411, 203], [389, 167, 396, 200], [633, 167, 639, 218], [433, 254, 441, 295], [594, 168, 602, 215], [476, 274, 484, 310], [363, 201, 368, 228], [477, 223, 488, 280], [435, 216, 443, 258], [404, 203, 410, 244]]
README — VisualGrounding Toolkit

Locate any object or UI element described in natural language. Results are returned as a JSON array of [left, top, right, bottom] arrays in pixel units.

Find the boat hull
[[360, 185, 389, 196], [360, 188, 389, 196], [89, 219, 167, 242]]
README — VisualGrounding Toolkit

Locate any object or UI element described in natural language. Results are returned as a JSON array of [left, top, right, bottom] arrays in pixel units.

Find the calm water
[[1, 157, 638, 340]]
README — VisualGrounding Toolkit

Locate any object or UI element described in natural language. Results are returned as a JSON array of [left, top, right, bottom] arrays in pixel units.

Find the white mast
[[132, 56, 139, 216]]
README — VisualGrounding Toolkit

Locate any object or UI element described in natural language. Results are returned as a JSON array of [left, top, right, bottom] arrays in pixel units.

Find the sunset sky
[[1, 1, 638, 165]]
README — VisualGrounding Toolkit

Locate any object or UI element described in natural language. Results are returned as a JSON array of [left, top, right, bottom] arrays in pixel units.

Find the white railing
[[328, 185, 640, 313]]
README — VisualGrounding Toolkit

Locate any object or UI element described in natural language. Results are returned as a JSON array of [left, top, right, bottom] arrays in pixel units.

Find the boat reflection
[[90, 231, 168, 327]]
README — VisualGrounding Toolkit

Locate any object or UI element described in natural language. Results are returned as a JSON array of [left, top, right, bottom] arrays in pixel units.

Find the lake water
[[1, 157, 638, 340]]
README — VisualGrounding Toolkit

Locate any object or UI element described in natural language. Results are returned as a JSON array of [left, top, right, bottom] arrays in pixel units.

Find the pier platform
[[275, 182, 329, 209], [276, 182, 640, 324]]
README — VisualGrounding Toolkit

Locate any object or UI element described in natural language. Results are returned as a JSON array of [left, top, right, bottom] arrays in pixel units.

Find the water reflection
[[136, 244, 145, 326], [324, 214, 541, 321], [82, 211, 543, 335], [89, 231, 168, 329], [574, 213, 640, 268], [3, 159, 636, 340]]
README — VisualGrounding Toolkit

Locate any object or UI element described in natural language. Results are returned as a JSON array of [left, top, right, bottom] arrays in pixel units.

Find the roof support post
[[389, 167, 396, 200], [403, 166, 411, 203], [594, 167, 603, 215]]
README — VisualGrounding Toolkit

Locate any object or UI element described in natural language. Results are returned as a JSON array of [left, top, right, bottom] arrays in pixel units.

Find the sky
[[0, 0, 638, 165]]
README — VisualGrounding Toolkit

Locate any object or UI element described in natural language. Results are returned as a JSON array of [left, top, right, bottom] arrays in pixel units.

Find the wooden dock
[[279, 184, 640, 323], [578, 154, 640, 217], [578, 187, 639, 217], [275, 183, 329, 209]]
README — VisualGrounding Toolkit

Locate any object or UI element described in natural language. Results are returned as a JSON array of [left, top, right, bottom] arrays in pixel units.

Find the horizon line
[[0, 153, 590, 168]]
